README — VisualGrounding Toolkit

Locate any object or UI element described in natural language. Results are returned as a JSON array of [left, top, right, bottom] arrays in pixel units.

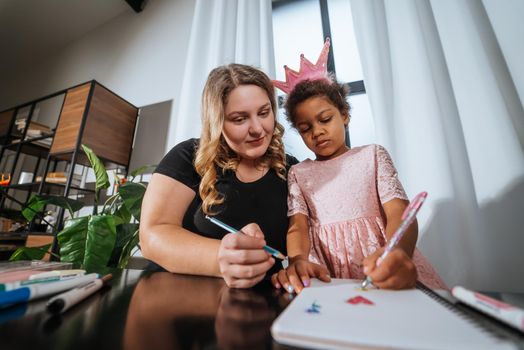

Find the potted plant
[[10, 145, 154, 270]]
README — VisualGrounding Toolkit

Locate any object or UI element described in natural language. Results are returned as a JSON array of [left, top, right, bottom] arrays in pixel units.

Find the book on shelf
[[45, 172, 66, 178], [14, 120, 52, 134], [33, 138, 52, 147], [35, 172, 82, 186], [11, 119, 53, 148], [12, 120, 53, 146]]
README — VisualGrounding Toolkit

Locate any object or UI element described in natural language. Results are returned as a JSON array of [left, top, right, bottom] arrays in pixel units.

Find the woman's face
[[222, 84, 275, 161]]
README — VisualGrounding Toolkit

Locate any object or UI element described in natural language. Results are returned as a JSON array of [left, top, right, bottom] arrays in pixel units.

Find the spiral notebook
[[271, 280, 517, 350]]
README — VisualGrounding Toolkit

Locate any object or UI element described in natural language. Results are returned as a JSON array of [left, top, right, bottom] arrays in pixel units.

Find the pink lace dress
[[287, 144, 447, 289]]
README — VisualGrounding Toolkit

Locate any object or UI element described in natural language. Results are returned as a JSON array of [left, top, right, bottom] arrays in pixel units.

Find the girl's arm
[[286, 213, 311, 262], [140, 173, 274, 288], [362, 198, 418, 289], [271, 214, 331, 293]]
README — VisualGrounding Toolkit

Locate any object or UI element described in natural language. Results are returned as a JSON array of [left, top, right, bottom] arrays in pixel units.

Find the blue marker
[[0, 273, 99, 308], [205, 215, 286, 260]]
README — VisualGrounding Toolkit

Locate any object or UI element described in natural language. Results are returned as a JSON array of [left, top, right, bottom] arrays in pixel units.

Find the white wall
[[0, 0, 195, 113], [0, 0, 195, 214], [129, 100, 172, 171]]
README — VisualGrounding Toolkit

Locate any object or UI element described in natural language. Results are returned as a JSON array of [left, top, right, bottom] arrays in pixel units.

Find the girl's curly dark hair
[[284, 79, 351, 127]]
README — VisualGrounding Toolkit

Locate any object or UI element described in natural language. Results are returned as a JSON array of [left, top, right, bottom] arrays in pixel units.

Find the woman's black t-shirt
[[154, 138, 298, 276]]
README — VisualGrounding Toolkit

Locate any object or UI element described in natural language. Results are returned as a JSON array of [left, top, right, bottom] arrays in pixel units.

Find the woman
[[140, 64, 297, 288]]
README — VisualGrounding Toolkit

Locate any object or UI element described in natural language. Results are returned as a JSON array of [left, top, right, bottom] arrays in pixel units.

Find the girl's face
[[222, 84, 275, 161], [294, 96, 349, 161]]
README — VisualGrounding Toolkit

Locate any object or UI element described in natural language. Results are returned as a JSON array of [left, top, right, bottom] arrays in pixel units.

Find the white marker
[[28, 269, 86, 280], [452, 286, 524, 333], [46, 274, 113, 314]]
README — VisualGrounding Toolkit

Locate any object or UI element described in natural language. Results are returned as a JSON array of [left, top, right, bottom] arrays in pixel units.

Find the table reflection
[[123, 272, 292, 350], [216, 286, 277, 349]]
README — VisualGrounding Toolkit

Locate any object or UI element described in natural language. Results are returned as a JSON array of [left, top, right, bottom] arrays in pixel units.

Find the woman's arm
[[140, 173, 222, 276], [140, 174, 274, 287]]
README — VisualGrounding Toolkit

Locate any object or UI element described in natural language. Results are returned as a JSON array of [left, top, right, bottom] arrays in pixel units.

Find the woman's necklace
[[235, 164, 269, 183]]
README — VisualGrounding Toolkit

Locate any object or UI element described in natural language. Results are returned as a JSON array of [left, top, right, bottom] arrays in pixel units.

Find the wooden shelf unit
[[0, 80, 139, 248], [50, 81, 137, 167]]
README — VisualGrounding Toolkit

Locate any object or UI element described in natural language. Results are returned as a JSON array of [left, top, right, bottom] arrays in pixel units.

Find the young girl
[[272, 39, 446, 293]]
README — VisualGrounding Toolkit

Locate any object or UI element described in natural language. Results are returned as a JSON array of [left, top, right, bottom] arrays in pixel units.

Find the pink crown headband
[[273, 38, 332, 95]]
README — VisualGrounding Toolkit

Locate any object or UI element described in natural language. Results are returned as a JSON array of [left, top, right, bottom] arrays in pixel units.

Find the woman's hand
[[218, 223, 275, 288], [271, 256, 331, 293], [362, 247, 417, 289]]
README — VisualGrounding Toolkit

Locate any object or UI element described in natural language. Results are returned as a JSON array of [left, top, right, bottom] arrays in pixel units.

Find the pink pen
[[361, 191, 428, 289]]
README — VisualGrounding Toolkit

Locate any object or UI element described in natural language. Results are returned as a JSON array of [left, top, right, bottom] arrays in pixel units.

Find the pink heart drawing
[[346, 295, 374, 305]]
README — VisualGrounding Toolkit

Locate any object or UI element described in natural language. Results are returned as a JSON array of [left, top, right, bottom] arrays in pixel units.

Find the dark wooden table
[[1, 269, 523, 350], [0, 269, 297, 350]]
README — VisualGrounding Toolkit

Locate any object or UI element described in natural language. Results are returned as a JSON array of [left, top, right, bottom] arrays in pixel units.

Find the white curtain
[[166, 0, 275, 149], [350, 0, 524, 292]]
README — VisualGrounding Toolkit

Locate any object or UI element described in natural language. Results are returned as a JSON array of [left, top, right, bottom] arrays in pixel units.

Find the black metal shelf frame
[[0, 84, 81, 242], [0, 80, 139, 258]]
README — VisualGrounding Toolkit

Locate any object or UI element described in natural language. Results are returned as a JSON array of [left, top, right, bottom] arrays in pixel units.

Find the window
[[272, 0, 375, 161]]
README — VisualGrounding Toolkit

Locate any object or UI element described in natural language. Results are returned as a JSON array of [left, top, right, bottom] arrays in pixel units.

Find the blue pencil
[[205, 216, 286, 260]]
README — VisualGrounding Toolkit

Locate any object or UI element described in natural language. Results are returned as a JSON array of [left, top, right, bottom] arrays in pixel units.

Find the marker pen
[[28, 269, 86, 280], [0, 273, 99, 308], [0, 270, 86, 292], [47, 274, 112, 314], [452, 286, 524, 333], [361, 192, 427, 289]]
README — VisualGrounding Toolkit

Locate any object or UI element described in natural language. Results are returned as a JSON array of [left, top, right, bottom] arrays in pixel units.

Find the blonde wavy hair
[[195, 64, 287, 215]]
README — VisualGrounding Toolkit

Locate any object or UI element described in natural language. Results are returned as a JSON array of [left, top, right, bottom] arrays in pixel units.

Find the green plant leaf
[[57, 215, 116, 270], [118, 228, 140, 269], [108, 223, 138, 267], [82, 144, 110, 191], [113, 204, 132, 226], [22, 195, 47, 221], [84, 215, 117, 270], [129, 164, 156, 179], [43, 195, 85, 214], [57, 216, 89, 265], [118, 182, 146, 221], [9, 244, 51, 261], [22, 195, 84, 221]]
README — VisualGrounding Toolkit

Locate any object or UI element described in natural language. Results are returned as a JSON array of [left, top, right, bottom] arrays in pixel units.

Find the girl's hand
[[271, 256, 331, 293], [218, 223, 275, 289], [362, 247, 417, 289]]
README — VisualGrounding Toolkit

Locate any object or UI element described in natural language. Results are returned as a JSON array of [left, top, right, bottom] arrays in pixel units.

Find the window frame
[[273, 0, 367, 147]]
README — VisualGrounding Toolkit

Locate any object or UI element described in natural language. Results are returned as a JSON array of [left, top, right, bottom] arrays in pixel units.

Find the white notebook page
[[271, 280, 516, 350]]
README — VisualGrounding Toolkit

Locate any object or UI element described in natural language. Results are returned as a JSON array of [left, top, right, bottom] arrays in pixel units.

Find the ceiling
[[0, 0, 132, 71]]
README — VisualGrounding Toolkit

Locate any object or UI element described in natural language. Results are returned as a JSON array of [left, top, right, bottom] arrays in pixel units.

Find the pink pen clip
[[401, 191, 427, 221]]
